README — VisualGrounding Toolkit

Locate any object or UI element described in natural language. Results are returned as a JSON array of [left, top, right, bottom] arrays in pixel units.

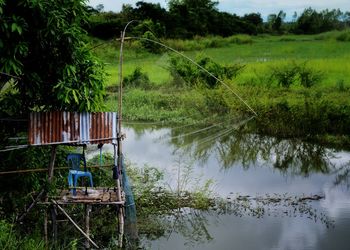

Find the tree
[[96, 4, 104, 12], [268, 10, 286, 33], [0, 0, 105, 113], [168, 0, 219, 37], [241, 13, 263, 35]]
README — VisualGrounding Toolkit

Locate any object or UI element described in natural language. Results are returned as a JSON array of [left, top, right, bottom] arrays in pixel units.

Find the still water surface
[[96, 125, 350, 250]]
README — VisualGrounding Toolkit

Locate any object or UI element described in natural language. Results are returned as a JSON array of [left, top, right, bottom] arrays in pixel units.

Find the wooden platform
[[48, 188, 125, 205]]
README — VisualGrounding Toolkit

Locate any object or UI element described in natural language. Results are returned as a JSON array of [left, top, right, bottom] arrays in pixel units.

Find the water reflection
[[333, 160, 350, 188], [88, 125, 350, 249], [165, 124, 336, 176]]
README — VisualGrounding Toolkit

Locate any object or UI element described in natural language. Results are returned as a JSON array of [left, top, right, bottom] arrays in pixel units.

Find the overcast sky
[[88, 0, 349, 20]]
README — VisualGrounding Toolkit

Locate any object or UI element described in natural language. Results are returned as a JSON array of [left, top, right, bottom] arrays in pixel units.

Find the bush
[[141, 31, 163, 54], [270, 62, 323, 88], [169, 55, 244, 88], [297, 63, 323, 88], [336, 31, 350, 42], [270, 63, 298, 88], [123, 67, 152, 89]]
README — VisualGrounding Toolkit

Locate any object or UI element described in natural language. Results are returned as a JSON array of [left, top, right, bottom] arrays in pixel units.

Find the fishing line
[[125, 36, 258, 116], [193, 115, 255, 148], [165, 115, 243, 141]]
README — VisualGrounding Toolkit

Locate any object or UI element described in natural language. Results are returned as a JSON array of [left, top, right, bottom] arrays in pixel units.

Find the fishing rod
[[120, 36, 258, 117]]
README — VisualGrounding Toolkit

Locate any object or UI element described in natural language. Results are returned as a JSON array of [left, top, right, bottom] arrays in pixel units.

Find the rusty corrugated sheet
[[29, 112, 118, 145]]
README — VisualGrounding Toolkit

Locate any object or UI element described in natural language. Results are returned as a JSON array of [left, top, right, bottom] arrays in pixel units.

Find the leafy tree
[[168, 0, 219, 37], [241, 13, 263, 35], [294, 8, 343, 34], [267, 10, 286, 33], [134, 1, 168, 24], [0, 0, 105, 113]]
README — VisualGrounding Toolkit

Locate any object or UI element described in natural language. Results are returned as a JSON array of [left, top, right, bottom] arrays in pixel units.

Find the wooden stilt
[[117, 181, 124, 248], [44, 210, 48, 248], [44, 145, 57, 248], [52, 200, 99, 249], [51, 206, 58, 245], [85, 204, 91, 249]]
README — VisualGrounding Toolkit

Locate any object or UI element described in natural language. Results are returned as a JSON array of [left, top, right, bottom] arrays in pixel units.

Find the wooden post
[[51, 206, 58, 245], [44, 145, 57, 248], [44, 211, 48, 248], [85, 204, 91, 249]]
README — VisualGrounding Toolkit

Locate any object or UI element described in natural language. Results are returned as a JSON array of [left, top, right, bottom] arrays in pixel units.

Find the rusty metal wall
[[29, 112, 118, 145]]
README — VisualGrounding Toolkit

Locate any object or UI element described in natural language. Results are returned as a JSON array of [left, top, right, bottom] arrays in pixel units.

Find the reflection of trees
[[333, 160, 350, 188], [166, 123, 335, 176]]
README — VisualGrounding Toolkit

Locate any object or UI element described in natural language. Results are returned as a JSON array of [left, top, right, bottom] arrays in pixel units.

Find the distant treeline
[[85, 0, 350, 40]]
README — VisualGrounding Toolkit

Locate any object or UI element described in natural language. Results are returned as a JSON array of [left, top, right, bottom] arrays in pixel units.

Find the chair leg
[[68, 172, 73, 187], [73, 175, 78, 196], [89, 174, 93, 187]]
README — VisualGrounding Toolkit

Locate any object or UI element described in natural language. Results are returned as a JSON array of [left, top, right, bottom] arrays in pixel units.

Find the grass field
[[92, 31, 350, 147], [94, 31, 350, 88]]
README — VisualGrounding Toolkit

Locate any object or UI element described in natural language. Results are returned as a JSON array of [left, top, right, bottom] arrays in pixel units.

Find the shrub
[[123, 67, 152, 89], [169, 55, 244, 88], [336, 31, 350, 42], [141, 31, 163, 54], [269, 62, 323, 88], [227, 34, 253, 44], [297, 63, 323, 88], [270, 63, 298, 88]]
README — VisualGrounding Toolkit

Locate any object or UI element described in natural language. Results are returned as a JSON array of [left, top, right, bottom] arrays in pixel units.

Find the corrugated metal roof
[[29, 112, 118, 145]]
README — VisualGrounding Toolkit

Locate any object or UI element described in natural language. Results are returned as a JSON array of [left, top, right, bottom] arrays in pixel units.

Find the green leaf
[[11, 23, 18, 32], [72, 89, 79, 104]]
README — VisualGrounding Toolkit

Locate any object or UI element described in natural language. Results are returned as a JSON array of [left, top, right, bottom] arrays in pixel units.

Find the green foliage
[[270, 62, 323, 88], [163, 35, 253, 52], [0, 0, 105, 112], [123, 67, 152, 89], [0, 146, 70, 214], [0, 220, 45, 250], [267, 10, 286, 33], [169, 54, 244, 88], [297, 63, 323, 88], [141, 31, 163, 54], [294, 8, 344, 34], [336, 30, 350, 41]]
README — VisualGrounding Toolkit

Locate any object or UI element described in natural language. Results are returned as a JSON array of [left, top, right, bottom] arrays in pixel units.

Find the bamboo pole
[[0, 165, 113, 175], [85, 204, 91, 249], [52, 200, 99, 249], [44, 145, 57, 248], [116, 19, 135, 249]]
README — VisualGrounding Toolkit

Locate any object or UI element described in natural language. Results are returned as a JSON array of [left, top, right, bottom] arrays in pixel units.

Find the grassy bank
[[92, 31, 350, 147]]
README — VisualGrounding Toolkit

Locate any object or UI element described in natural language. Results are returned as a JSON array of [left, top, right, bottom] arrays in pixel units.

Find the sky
[[87, 0, 350, 20]]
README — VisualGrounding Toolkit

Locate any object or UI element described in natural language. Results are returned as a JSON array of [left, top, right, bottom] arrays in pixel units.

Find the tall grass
[[0, 220, 45, 250]]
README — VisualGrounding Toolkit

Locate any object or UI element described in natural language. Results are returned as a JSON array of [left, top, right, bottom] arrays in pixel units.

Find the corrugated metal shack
[[28, 112, 118, 145], [25, 111, 123, 249]]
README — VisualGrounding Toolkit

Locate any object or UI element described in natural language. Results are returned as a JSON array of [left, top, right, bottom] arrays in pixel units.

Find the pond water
[[92, 125, 350, 250]]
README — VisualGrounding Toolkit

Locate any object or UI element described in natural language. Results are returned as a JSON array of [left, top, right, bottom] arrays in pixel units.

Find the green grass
[[93, 32, 350, 88]]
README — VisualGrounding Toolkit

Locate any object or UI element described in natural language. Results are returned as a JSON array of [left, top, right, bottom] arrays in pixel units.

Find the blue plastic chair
[[67, 153, 93, 195]]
